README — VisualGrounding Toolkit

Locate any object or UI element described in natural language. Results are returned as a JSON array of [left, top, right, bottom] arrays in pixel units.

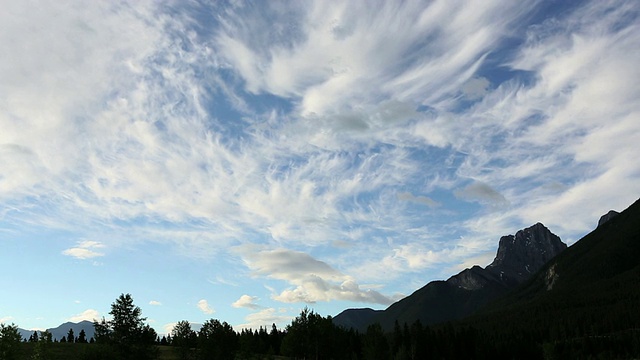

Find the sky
[[1, 0, 639, 335]]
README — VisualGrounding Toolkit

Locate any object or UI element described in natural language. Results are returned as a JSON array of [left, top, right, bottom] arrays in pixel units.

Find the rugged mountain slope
[[332, 308, 382, 331], [335, 223, 566, 332], [473, 198, 640, 322], [484, 223, 567, 286], [458, 198, 640, 357], [597, 209, 619, 227]]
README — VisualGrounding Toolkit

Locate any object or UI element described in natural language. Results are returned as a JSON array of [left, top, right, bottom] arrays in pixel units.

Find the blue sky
[[1, 0, 639, 335]]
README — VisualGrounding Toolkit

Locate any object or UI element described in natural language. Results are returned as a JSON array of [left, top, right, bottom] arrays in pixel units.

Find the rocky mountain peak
[[335, 221, 571, 332], [597, 210, 619, 227], [487, 222, 566, 284]]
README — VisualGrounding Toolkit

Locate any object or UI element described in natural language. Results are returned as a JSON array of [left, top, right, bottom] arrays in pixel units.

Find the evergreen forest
[[2, 292, 639, 360]]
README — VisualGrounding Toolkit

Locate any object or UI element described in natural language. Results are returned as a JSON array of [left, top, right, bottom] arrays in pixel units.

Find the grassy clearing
[[16, 343, 289, 360], [16, 343, 168, 360]]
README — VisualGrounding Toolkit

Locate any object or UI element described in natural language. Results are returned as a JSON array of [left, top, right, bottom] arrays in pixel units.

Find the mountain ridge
[[454, 197, 640, 357], [17, 320, 95, 342], [334, 222, 567, 332]]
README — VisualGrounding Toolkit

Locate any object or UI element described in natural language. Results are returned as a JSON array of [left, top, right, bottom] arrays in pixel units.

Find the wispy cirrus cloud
[[215, 0, 538, 118], [445, 0, 640, 239], [2, 0, 538, 265], [1, 0, 639, 317]]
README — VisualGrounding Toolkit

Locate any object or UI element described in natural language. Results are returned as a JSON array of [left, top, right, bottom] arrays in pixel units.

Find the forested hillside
[[459, 197, 640, 358]]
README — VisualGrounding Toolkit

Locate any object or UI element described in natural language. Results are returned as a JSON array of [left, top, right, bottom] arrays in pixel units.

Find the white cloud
[[232, 295, 261, 309], [441, 0, 640, 243], [1, 0, 639, 319], [61, 248, 102, 260], [149, 300, 162, 306], [0, 1, 163, 201], [197, 300, 214, 315], [351, 241, 487, 283], [0, 316, 14, 323], [238, 247, 394, 305], [0, 0, 534, 266], [62, 241, 105, 260], [215, 1, 536, 118], [67, 309, 100, 323], [236, 308, 292, 331], [163, 323, 177, 336]]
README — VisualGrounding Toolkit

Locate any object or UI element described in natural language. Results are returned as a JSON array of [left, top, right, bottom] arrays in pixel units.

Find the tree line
[[2, 292, 639, 359], [25, 328, 89, 344]]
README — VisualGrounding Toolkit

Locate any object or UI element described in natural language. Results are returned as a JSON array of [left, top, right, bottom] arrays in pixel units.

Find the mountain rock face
[[597, 210, 619, 227], [485, 223, 567, 286], [335, 223, 566, 332], [447, 223, 566, 291], [446, 266, 490, 291], [467, 197, 640, 357]]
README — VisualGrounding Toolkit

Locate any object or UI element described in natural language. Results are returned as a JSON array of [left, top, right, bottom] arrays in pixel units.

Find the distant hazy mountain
[[17, 320, 95, 342], [49, 320, 95, 342], [17, 327, 33, 341], [334, 223, 566, 332]]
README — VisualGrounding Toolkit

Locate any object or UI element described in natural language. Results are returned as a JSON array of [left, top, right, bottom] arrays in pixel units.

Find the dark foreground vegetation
[[3, 294, 639, 360], [2, 199, 639, 359]]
